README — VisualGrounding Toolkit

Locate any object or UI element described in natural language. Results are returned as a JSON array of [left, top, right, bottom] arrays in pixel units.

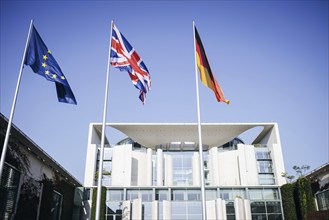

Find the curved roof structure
[[92, 123, 277, 149]]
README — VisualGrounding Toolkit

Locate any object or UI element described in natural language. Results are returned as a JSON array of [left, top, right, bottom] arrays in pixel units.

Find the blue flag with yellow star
[[24, 25, 77, 104]]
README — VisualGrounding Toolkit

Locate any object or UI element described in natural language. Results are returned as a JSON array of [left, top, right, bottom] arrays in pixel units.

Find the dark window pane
[[268, 214, 283, 220], [266, 201, 281, 213], [252, 214, 267, 220], [251, 201, 266, 213], [226, 202, 235, 214]]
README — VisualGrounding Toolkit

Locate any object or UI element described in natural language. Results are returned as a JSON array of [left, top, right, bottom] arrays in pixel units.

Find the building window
[[106, 202, 122, 220], [259, 174, 275, 185], [126, 190, 139, 200], [171, 201, 202, 220], [206, 189, 217, 201], [226, 201, 235, 220], [316, 189, 329, 211], [107, 190, 123, 201], [187, 190, 201, 201], [255, 148, 271, 159], [155, 189, 168, 201], [51, 191, 63, 220], [255, 147, 275, 185], [170, 152, 193, 186], [172, 189, 186, 201], [257, 161, 273, 173], [140, 190, 152, 202]]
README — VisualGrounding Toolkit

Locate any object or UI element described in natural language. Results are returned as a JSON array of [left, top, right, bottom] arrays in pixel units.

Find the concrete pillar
[[163, 200, 171, 220], [209, 147, 219, 185], [152, 201, 159, 220], [146, 148, 153, 186], [157, 149, 163, 186], [206, 200, 216, 220], [132, 198, 142, 219], [234, 198, 251, 220], [216, 198, 227, 220], [164, 155, 173, 186]]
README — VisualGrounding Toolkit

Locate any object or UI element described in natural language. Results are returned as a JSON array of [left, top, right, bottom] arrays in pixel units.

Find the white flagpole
[[0, 19, 34, 180], [193, 21, 207, 220], [95, 20, 113, 220]]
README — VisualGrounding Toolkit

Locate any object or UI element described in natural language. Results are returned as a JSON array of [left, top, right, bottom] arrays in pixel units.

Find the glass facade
[[95, 138, 283, 219], [167, 152, 193, 186], [104, 187, 282, 220]]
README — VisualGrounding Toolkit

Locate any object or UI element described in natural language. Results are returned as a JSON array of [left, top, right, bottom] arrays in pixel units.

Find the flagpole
[[0, 19, 34, 180], [95, 20, 113, 220], [193, 21, 207, 220]]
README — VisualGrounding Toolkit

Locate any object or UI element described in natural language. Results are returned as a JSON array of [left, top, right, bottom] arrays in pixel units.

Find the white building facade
[[84, 123, 286, 220]]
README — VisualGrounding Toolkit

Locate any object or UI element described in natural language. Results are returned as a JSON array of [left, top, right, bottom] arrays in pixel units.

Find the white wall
[[111, 144, 132, 186], [218, 150, 240, 186], [131, 151, 148, 186], [237, 144, 259, 185]]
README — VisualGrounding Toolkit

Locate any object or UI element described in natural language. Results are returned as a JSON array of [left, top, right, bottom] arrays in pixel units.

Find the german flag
[[195, 26, 229, 104]]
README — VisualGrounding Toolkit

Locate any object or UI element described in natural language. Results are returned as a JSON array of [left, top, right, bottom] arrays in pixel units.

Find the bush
[[295, 177, 316, 220], [281, 183, 297, 220]]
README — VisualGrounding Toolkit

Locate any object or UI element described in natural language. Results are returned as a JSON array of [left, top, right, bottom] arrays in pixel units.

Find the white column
[[244, 199, 252, 220], [209, 147, 219, 185], [234, 197, 251, 220], [163, 200, 171, 220], [216, 198, 227, 220], [146, 148, 153, 186], [192, 152, 200, 186], [152, 201, 159, 220], [234, 197, 245, 220], [164, 155, 173, 186], [206, 200, 216, 220], [132, 198, 142, 220], [157, 149, 163, 186]]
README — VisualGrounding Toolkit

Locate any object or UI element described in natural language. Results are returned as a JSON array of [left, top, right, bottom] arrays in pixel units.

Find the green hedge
[[90, 187, 106, 220], [281, 177, 317, 220], [281, 183, 297, 220], [295, 177, 316, 220]]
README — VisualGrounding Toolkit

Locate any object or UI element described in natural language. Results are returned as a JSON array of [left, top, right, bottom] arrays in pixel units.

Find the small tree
[[293, 165, 310, 177]]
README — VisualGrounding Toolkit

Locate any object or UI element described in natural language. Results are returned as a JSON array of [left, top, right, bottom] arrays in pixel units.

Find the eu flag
[[24, 25, 77, 105]]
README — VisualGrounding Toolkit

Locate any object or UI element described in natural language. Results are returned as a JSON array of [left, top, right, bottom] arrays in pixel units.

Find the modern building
[[0, 113, 82, 220], [84, 122, 287, 220]]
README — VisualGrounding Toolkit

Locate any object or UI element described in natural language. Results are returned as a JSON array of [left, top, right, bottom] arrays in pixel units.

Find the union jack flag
[[110, 23, 151, 104]]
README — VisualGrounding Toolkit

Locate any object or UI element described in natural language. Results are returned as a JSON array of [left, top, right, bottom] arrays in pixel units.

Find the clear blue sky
[[1, 1, 328, 182]]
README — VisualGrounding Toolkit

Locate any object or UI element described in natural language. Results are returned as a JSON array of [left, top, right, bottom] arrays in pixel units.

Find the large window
[[257, 161, 273, 173], [171, 201, 202, 220], [107, 190, 123, 201], [169, 152, 193, 186], [155, 189, 168, 201], [316, 189, 329, 211], [255, 147, 275, 185]]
